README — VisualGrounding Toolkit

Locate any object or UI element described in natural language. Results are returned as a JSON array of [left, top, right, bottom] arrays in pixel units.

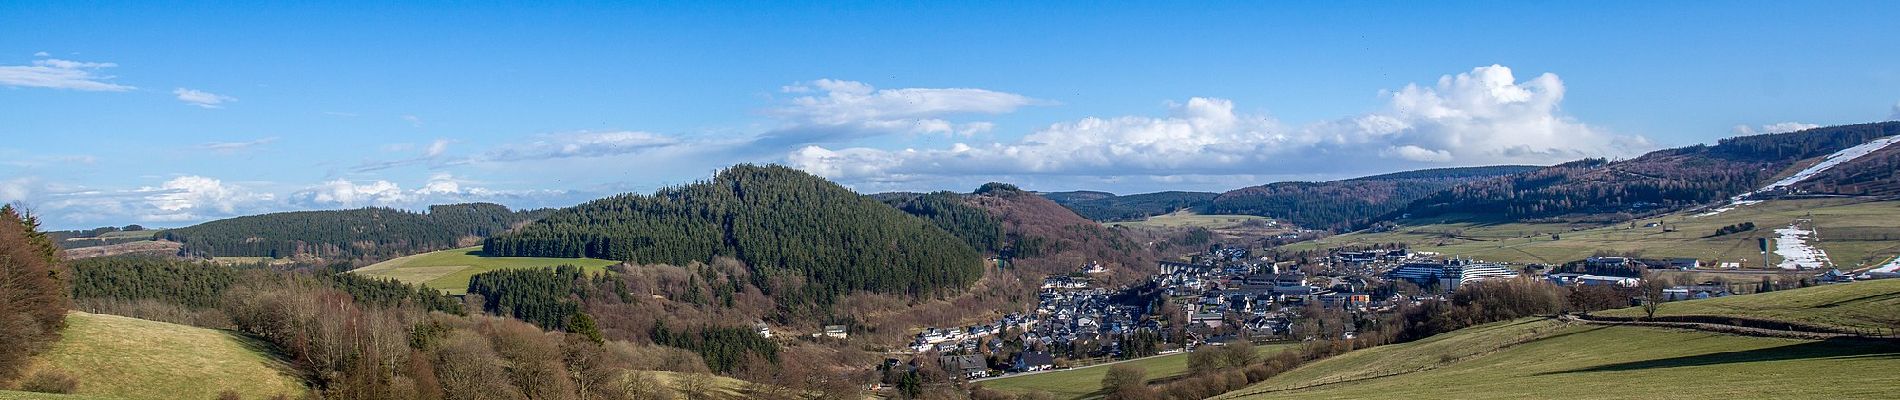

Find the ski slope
[[1698, 134, 1900, 217], [1772, 223, 1830, 270]]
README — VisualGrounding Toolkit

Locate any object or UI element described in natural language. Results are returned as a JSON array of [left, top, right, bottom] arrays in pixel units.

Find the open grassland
[[1216, 318, 1900, 399], [1283, 199, 1900, 268], [352, 246, 620, 295], [21, 312, 305, 400], [1105, 211, 1274, 229], [1596, 278, 1900, 330], [0, 391, 118, 400], [981, 343, 1296, 399]]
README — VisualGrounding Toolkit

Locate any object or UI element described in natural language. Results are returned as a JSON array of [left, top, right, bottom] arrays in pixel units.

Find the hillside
[[966, 183, 1156, 279], [1039, 191, 1220, 222], [1287, 198, 1900, 268], [16, 312, 306, 400], [1213, 317, 1900, 399], [981, 344, 1296, 400], [161, 202, 547, 262], [1394, 122, 1900, 223], [876, 191, 1007, 253], [349, 246, 621, 295], [1595, 279, 1900, 330], [485, 164, 983, 305], [1036, 190, 1118, 205], [1789, 137, 1900, 196], [1206, 165, 1540, 230]]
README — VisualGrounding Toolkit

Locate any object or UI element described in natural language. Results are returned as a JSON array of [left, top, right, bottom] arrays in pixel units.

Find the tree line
[[163, 202, 547, 262], [1206, 165, 1539, 230]]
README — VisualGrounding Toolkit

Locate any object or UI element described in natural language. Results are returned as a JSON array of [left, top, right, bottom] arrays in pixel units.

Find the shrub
[[20, 368, 79, 394]]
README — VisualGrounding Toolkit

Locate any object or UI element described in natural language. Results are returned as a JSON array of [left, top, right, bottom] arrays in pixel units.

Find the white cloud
[[403, 115, 424, 127], [1890, 102, 1899, 120], [426, 139, 451, 157], [0, 58, 134, 91], [199, 137, 278, 154], [1, 177, 34, 203], [32, 51, 49, 57], [757, 79, 1044, 146], [1731, 122, 1820, 136], [293, 179, 410, 207], [789, 65, 1647, 184], [173, 88, 236, 108], [291, 173, 569, 209], [139, 176, 274, 221], [353, 138, 454, 172], [480, 131, 685, 162]]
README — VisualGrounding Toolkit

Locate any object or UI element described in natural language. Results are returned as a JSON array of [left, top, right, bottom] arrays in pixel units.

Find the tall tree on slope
[[0, 204, 71, 382]]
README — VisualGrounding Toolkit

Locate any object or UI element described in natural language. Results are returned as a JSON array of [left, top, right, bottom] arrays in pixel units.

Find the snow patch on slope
[[1873, 256, 1900, 274], [1697, 134, 1900, 217], [1773, 223, 1831, 270]]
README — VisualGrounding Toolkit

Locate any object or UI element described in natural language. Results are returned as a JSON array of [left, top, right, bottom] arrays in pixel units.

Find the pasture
[[17, 312, 306, 400], [1215, 318, 1900, 399], [1595, 278, 1900, 331], [981, 343, 1296, 399], [1283, 199, 1900, 269], [351, 246, 620, 294]]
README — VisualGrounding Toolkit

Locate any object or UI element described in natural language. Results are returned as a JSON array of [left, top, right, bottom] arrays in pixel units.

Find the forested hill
[[1204, 165, 1541, 230], [484, 164, 983, 303], [1039, 190, 1220, 221], [162, 202, 547, 261], [875, 191, 1007, 254], [966, 183, 1156, 278], [1394, 121, 1900, 222]]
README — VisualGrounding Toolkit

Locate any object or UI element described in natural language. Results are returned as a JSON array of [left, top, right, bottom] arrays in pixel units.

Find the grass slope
[[22, 312, 305, 400], [1103, 211, 1273, 229], [351, 246, 619, 295], [1286, 198, 1900, 268], [982, 344, 1295, 400], [1596, 279, 1900, 330], [1217, 318, 1900, 399]]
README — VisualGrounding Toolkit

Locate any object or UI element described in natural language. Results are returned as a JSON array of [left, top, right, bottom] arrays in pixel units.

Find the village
[[879, 238, 1890, 383]]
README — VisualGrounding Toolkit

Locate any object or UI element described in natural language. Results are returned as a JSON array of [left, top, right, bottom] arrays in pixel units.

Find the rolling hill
[[484, 164, 984, 304], [161, 202, 548, 262], [981, 343, 1297, 400], [349, 246, 620, 295], [1393, 122, 1900, 223], [966, 183, 1157, 278], [1213, 317, 1900, 399], [1286, 197, 1900, 269], [1205, 165, 1540, 230], [1038, 191, 1220, 222], [1594, 278, 1900, 331], [12, 312, 306, 400]]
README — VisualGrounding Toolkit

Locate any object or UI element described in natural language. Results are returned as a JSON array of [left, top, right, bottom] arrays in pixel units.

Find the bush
[[20, 368, 79, 394]]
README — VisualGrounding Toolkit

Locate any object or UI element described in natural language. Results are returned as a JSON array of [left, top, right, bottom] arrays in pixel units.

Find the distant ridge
[[1393, 121, 1900, 223]]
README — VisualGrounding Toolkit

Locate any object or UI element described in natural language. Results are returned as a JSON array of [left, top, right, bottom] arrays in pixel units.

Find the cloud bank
[[789, 65, 1649, 185], [0, 58, 135, 91]]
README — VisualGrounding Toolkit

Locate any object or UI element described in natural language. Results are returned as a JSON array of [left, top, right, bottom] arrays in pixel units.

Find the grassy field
[[351, 246, 620, 295], [1215, 318, 1900, 399], [1595, 278, 1900, 330], [1283, 199, 1900, 268], [981, 344, 1296, 399], [0, 391, 119, 400], [17, 312, 306, 400], [1104, 211, 1274, 229]]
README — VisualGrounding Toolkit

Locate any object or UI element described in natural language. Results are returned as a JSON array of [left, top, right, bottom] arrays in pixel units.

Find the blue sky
[[4, 1, 1898, 229]]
